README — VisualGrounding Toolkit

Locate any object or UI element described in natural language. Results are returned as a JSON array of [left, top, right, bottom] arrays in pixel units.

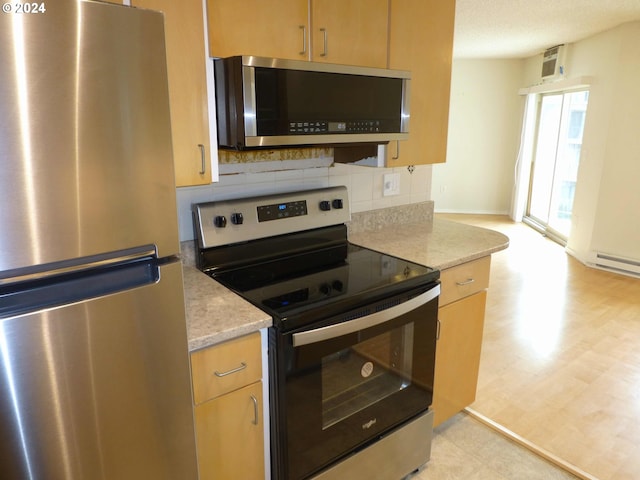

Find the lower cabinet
[[191, 333, 265, 479], [432, 256, 491, 427], [194, 381, 265, 479]]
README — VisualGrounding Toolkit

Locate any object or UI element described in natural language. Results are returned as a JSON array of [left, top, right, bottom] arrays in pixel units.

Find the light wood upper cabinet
[[207, 0, 388, 67], [132, 0, 212, 186], [207, 0, 308, 60], [205, 0, 455, 167], [386, 0, 455, 166], [310, 0, 388, 68]]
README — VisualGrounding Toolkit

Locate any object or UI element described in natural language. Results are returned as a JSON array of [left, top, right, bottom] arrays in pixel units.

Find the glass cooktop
[[212, 243, 439, 331]]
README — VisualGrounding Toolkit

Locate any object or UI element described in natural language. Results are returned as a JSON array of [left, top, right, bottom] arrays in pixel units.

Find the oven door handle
[[292, 284, 440, 347]]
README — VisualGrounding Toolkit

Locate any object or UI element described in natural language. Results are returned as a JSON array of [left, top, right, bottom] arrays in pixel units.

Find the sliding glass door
[[526, 90, 589, 242]]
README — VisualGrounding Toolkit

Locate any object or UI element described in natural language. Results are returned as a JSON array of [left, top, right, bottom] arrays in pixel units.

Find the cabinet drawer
[[439, 256, 491, 306], [191, 332, 262, 404]]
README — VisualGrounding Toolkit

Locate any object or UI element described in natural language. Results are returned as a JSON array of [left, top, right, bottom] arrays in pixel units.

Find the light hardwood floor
[[437, 214, 640, 480]]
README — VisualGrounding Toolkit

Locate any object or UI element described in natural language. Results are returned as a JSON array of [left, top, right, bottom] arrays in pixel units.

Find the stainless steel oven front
[[270, 282, 439, 480]]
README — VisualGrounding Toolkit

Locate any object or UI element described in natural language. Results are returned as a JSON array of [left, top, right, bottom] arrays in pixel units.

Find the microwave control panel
[[289, 120, 381, 134]]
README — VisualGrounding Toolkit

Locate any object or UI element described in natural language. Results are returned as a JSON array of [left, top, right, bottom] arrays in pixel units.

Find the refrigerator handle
[[1, 246, 157, 286], [0, 253, 168, 319]]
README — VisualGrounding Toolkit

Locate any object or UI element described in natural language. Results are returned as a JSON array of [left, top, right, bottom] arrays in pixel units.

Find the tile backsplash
[[176, 162, 432, 241]]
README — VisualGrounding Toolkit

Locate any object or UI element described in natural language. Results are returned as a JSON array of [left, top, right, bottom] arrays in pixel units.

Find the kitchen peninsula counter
[[182, 212, 509, 352], [348, 217, 509, 270]]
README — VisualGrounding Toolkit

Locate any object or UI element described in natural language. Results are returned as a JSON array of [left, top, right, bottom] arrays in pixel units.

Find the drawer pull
[[213, 362, 247, 377], [456, 278, 475, 286], [250, 394, 259, 425]]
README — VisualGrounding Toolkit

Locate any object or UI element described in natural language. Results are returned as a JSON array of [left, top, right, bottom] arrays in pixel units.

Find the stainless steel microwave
[[213, 56, 410, 150]]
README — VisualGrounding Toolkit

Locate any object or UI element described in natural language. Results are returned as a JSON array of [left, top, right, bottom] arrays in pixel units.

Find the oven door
[[271, 283, 439, 480]]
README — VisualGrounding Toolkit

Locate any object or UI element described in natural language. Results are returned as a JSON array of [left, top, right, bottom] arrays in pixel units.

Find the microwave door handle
[[292, 284, 440, 347]]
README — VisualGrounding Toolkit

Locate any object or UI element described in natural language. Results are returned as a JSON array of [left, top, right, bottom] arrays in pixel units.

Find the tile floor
[[412, 413, 579, 480]]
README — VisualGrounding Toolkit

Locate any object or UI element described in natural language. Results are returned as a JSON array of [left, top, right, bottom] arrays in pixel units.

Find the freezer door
[[0, 1, 180, 272], [0, 261, 198, 480]]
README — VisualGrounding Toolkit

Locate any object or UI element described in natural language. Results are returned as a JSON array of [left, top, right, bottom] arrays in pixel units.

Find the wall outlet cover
[[383, 173, 401, 196]]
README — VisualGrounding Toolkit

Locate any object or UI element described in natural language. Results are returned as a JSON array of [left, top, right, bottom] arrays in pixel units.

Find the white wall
[[585, 22, 640, 262], [432, 59, 525, 214], [522, 22, 640, 263], [438, 22, 640, 267], [176, 163, 432, 241]]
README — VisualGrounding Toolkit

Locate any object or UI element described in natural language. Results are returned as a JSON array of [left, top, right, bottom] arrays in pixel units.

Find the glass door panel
[[529, 94, 563, 223], [527, 91, 589, 241]]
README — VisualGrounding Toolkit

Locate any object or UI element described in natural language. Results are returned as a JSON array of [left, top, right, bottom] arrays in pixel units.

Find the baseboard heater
[[591, 252, 640, 277]]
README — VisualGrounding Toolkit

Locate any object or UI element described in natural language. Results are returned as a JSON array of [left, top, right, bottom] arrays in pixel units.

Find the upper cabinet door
[[207, 0, 309, 60], [207, 0, 388, 68], [387, 0, 455, 166], [311, 0, 389, 68], [132, 0, 212, 186]]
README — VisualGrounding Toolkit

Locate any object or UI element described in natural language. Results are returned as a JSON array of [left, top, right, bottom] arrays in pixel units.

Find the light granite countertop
[[348, 218, 509, 270], [182, 204, 509, 352], [182, 266, 271, 352]]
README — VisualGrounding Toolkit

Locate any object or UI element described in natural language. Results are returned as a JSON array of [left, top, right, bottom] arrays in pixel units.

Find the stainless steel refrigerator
[[0, 1, 198, 478]]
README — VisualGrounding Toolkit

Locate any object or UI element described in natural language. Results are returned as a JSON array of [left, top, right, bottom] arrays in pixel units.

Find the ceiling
[[453, 0, 640, 59]]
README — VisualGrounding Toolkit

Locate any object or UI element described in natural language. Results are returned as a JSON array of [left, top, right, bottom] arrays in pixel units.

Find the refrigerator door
[[0, 260, 198, 479], [0, 0, 180, 272]]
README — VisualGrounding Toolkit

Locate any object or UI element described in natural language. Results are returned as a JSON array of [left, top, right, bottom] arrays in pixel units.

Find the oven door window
[[322, 324, 414, 430], [277, 284, 438, 480]]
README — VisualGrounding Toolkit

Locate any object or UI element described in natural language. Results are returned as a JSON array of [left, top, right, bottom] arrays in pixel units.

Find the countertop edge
[[183, 265, 272, 352], [188, 319, 272, 352]]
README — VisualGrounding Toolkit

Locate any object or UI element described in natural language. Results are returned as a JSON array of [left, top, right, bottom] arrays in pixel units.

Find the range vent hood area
[[213, 56, 410, 150]]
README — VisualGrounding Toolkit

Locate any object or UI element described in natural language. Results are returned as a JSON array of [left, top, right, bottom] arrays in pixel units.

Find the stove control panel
[[257, 199, 308, 222], [193, 186, 350, 249]]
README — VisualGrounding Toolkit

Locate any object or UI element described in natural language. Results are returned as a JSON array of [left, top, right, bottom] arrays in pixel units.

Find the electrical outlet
[[383, 173, 400, 196]]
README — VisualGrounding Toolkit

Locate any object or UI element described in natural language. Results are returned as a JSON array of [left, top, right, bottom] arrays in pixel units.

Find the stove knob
[[231, 212, 244, 225], [319, 200, 331, 211], [319, 283, 332, 295], [332, 199, 344, 209], [332, 280, 344, 292], [213, 215, 227, 228]]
